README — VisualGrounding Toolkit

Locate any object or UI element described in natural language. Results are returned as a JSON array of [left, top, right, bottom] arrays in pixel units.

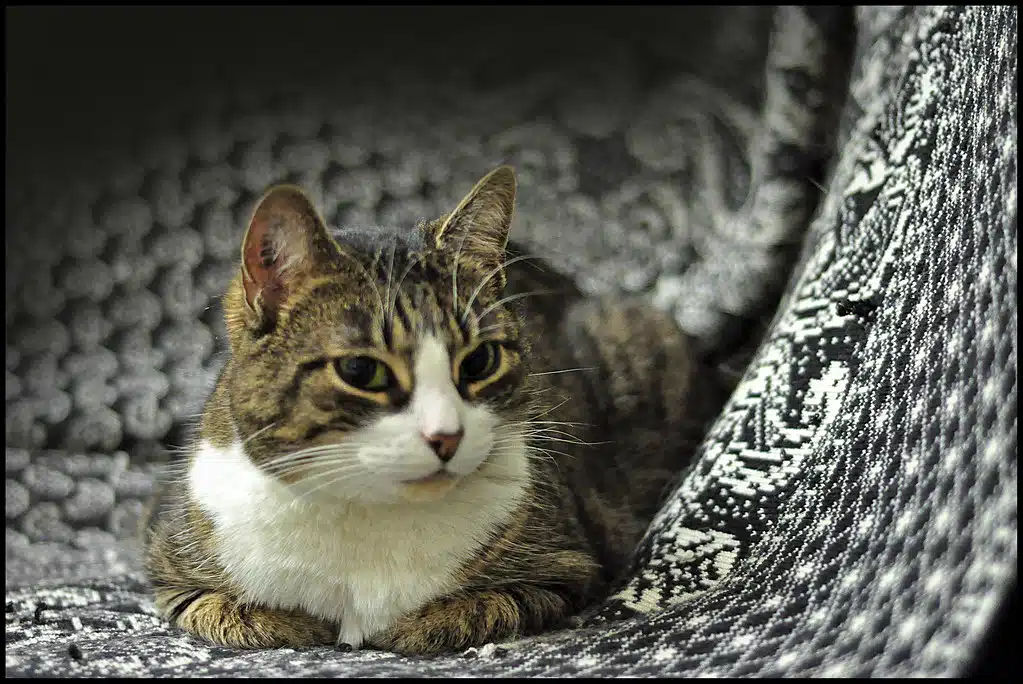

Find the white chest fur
[[188, 440, 527, 647]]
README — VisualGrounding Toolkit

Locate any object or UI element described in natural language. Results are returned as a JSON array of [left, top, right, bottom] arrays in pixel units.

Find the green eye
[[335, 356, 391, 392], [460, 342, 501, 383]]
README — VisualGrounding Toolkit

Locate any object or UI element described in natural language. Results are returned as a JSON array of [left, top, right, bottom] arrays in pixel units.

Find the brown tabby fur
[[141, 166, 717, 655]]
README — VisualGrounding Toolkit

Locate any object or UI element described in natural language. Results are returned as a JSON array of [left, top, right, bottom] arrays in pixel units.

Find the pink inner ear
[[243, 210, 296, 316], [239, 186, 325, 321]]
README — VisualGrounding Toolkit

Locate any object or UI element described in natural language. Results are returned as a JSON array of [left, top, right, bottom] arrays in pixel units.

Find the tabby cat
[[141, 166, 709, 655]]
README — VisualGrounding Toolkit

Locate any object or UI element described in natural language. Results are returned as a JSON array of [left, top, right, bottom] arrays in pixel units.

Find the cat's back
[[503, 244, 694, 428], [503, 248, 712, 580]]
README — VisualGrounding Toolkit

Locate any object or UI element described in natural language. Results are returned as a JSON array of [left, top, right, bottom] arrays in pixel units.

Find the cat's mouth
[[398, 470, 460, 502], [402, 470, 455, 485]]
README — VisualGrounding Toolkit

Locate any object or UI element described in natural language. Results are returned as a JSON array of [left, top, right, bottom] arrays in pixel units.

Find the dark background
[[7, 6, 709, 174]]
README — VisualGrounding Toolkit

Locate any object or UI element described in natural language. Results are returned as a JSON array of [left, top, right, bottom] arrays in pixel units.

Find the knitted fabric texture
[[5, 5, 1016, 677]]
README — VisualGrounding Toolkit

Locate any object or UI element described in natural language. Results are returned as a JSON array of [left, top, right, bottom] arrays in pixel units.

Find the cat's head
[[217, 166, 540, 505]]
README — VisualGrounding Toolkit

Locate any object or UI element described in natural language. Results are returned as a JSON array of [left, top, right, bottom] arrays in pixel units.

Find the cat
[[141, 166, 712, 655]]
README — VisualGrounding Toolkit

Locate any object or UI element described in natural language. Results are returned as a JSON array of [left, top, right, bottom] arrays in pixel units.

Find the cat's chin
[[396, 471, 460, 504]]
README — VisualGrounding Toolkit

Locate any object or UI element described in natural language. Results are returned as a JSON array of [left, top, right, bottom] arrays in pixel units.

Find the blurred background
[[7, 7, 772, 169], [7, 6, 782, 461]]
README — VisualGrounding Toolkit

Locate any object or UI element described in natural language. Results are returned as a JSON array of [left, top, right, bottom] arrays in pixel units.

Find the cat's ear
[[432, 165, 516, 287], [238, 185, 335, 330]]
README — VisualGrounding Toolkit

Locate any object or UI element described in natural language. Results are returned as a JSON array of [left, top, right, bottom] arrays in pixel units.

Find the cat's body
[[142, 167, 708, 654]]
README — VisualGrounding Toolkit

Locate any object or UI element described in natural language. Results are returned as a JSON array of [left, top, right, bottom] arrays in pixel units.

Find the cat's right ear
[[237, 185, 335, 332]]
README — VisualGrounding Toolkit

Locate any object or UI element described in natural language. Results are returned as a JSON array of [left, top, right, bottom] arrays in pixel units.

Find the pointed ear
[[239, 185, 336, 331], [432, 165, 516, 288]]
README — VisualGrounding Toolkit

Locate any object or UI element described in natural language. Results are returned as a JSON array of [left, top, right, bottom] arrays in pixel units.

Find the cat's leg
[[365, 585, 572, 655], [155, 587, 337, 649]]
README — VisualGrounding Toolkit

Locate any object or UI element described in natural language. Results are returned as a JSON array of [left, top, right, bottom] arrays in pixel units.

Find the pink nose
[[422, 429, 464, 462]]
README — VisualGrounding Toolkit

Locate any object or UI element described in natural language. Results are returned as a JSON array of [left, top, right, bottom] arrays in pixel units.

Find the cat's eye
[[335, 356, 391, 392], [460, 342, 501, 383]]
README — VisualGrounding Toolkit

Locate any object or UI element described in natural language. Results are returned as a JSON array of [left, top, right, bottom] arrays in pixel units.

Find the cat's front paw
[[365, 602, 486, 655], [159, 588, 337, 649], [366, 587, 570, 656]]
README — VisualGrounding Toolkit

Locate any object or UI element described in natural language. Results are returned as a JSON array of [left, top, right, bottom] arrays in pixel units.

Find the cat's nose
[[422, 429, 464, 463]]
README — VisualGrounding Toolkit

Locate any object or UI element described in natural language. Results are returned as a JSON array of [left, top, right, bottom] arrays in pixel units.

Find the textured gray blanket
[[6, 5, 1017, 677]]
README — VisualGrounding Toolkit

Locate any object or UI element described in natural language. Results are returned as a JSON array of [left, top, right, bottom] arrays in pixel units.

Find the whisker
[[257, 445, 361, 469], [387, 253, 421, 335], [289, 469, 370, 502], [334, 249, 386, 320], [460, 253, 545, 326], [534, 435, 607, 447], [528, 397, 572, 420], [528, 367, 596, 378], [528, 448, 577, 462], [260, 456, 363, 477], [451, 220, 473, 323], [477, 322, 512, 336], [496, 428, 604, 447], [475, 289, 555, 324], [382, 238, 398, 339], [513, 419, 594, 428], [278, 462, 367, 484], [240, 422, 278, 446], [517, 426, 586, 439]]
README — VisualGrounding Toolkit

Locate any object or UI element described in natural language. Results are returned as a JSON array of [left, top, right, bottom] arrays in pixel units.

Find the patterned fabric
[[5, 5, 1016, 677]]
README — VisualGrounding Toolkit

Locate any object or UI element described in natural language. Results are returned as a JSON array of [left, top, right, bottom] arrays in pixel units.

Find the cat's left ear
[[431, 165, 516, 288]]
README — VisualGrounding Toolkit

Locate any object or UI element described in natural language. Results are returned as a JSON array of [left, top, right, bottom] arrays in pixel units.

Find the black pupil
[[339, 357, 379, 388], [462, 344, 494, 380]]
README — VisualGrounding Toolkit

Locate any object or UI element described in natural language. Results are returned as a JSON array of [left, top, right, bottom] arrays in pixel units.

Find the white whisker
[[334, 249, 386, 320], [387, 253, 421, 336], [475, 288, 555, 324], [451, 221, 472, 323], [382, 238, 399, 338], [289, 468, 370, 502], [240, 422, 277, 446], [527, 367, 596, 377], [460, 253, 543, 326]]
